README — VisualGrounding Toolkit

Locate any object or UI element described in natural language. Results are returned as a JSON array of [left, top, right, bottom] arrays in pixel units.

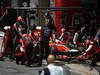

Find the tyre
[[0, 37, 7, 58], [50, 46, 57, 54]]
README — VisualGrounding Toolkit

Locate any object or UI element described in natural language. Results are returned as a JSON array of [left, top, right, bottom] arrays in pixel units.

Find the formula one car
[[49, 40, 81, 60]]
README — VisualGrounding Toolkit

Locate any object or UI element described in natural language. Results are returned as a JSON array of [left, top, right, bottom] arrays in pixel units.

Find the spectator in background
[[40, 55, 64, 75], [44, 12, 55, 30]]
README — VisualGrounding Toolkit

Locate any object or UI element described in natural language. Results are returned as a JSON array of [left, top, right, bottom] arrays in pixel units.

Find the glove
[[20, 47, 25, 52]]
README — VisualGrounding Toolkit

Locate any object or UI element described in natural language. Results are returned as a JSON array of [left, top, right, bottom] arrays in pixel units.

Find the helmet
[[61, 28, 65, 32], [17, 16, 23, 22]]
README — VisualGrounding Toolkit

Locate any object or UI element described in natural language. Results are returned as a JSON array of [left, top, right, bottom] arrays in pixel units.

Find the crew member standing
[[73, 27, 86, 47], [38, 24, 52, 66], [12, 16, 27, 53]]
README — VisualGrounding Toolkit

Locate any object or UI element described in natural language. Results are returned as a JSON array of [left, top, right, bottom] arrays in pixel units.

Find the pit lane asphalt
[[0, 58, 81, 75], [0, 58, 99, 75]]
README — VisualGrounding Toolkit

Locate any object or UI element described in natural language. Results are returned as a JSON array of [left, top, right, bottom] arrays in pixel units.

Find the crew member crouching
[[79, 39, 100, 66], [15, 34, 34, 67]]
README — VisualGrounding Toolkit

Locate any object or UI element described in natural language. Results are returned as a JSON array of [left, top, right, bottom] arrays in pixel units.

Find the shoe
[[26, 65, 31, 67], [91, 64, 97, 67], [16, 62, 20, 65], [21, 63, 25, 65], [0, 57, 4, 61], [37, 63, 42, 67], [26, 64, 31, 67], [9, 55, 15, 60], [90, 62, 97, 67]]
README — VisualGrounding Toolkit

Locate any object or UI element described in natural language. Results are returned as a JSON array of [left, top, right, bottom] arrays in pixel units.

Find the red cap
[[17, 16, 23, 22]]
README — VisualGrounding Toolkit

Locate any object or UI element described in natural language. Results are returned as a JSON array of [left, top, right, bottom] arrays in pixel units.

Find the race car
[[49, 40, 80, 60]]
